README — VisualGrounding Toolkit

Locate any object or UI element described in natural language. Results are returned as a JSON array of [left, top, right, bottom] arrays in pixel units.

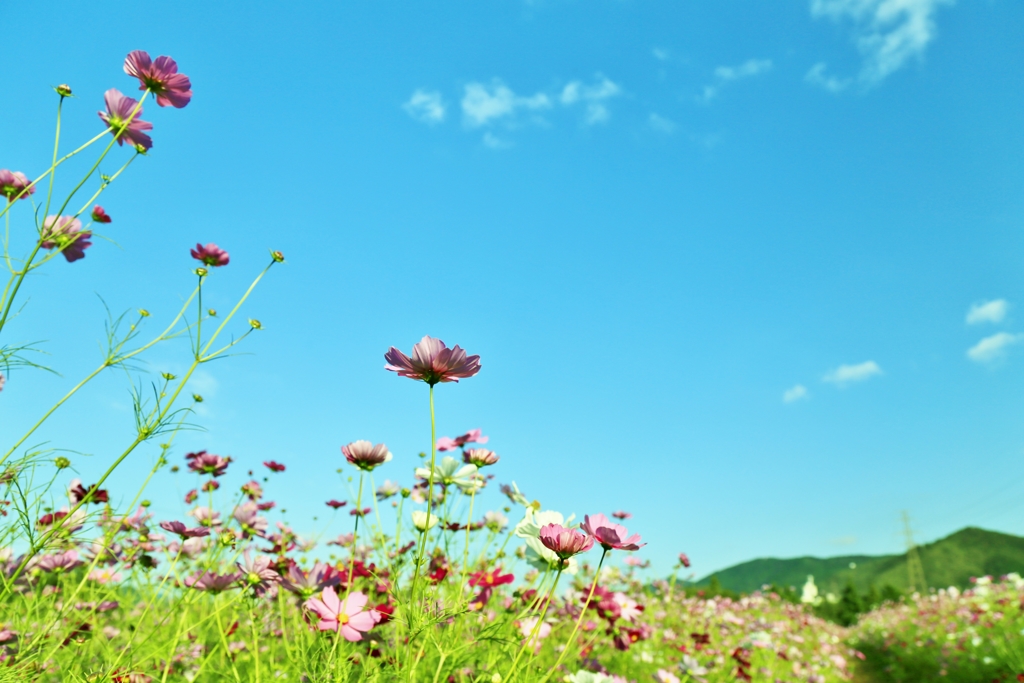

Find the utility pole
[[901, 510, 927, 593]]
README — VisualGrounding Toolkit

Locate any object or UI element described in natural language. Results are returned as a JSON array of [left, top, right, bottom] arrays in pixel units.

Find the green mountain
[[696, 527, 1024, 595]]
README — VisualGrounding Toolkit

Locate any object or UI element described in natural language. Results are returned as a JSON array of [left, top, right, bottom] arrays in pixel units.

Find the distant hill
[[695, 527, 1024, 595]]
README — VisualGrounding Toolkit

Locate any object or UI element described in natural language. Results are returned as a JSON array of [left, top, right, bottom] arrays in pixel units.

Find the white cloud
[[461, 81, 551, 128], [822, 361, 883, 386], [560, 76, 622, 125], [967, 332, 1024, 364], [652, 48, 671, 61], [810, 0, 954, 84], [403, 89, 446, 124], [699, 59, 773, 102], [648, 113, 676, 134], [966, 299, 1009, 325], [805, 62, 852, 93], [783, 384, 809, 403], [482, 132, 512, 150]]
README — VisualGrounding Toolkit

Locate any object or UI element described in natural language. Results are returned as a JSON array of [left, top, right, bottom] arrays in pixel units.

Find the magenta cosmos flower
[[185, 570, 241, 592], [190, 243, 229, 267], [91, 206, 112, 223], [342, 440, 392, 471], [539, 523, 594, 560], [159, 520, 210, 539], [124, 50, 192, 108], [0, 170, 34, 202], [98, 89, 153, 151], [237, 550, 280, 597], [581, 513, 646, 552], [437, 428, 489, 451], [384, 335, 481, 385], [304, 586, 380, 641], [185, 450, 231, 477], [41, 215, 92, 262]]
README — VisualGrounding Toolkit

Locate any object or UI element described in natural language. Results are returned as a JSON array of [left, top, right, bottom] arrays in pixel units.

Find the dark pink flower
[[91, 206, 112, 223], [0, 169, 34, 202], [233, 502, 268, 537], [98, 89, 153, 150], [185, 570, 241, 592], [159, 520, 210, 539], [678, 553, 691, 568], [123, 50, 192, 108], [184, 489, 198, 504], [384, 335, 481, 385], [41, 215, 92, 262], [612, 511, 632, 520], [325, 500, 347, 509], [304, 587, 380, 641], [263, 460, 285, 472], [241, 480, 263, 500], [342, 440, 392, 471], [463, 448, 499, 467], [237, 550, 280, 597], [539, 523, 594, 560], [581, 514, 646, 552], [190, 243, 229, 267], [185, 451, 231, 477], [35, 549, 82, 573]]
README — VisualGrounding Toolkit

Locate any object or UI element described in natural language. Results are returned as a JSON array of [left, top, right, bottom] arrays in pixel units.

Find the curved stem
[[538, 549, 609, 683], [506, 567, 562, 682]]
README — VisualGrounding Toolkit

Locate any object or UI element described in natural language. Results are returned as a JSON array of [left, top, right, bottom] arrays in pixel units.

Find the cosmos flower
[[325, 500, 347, 509], [0, 170, 34, 202], [304, 587, 380, 641], [342, 440, 392, 471], [190, 243, 229, 267], [581, 513, 645, 552], [90, 206, 112, 223], [35, 549, 82, 573], [185, 451, 231, 477], [237, 550, 280, 597], [68, 479, 109, 505], [281, 561, 340, 599], [384, 335, 480, 385], [437, 428, 489, 451], [97, 89, 153, 150], [123, 50, 192, 108], [611, 511, 632, 520], [159, 521, 210, 539], [415, 456, 477, 490], [263, 460, 286, 472], [411, 511, 440, 531], [185, 570, 241, 592], [515, 507, 581, 574], [463, 448, 500, 467], [678, 553, 691, 568], [376, 480, 400, 499], [539, 523, 594, 561], [40, 215, 92, 262], [469, 567, 514, 588]]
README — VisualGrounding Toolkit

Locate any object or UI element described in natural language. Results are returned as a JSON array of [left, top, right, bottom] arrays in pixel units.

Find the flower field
[[1, 50, 1022, 683]]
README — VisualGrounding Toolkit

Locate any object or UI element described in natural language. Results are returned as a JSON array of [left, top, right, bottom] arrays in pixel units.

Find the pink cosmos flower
[[581, 514, 646, 552], [342, 440, 392, 471], [326, 499, 347, 509], [384, 335, 481, 385], [281, 561, 340, 599], [41, 215, 92, 262], [241, 480, 263, 500], [0, 170, 34, 202], [437, 428, 489, 451], [185, 570, 241, 592], [233, 502, 268, 537], [304, 587, 380, 641], [159, 520, 210, 539], [539, 523, 594, 560], [463, 448, 499, 467], [190, 243, 229, 267], [612, 511, 632, 520], [186, 451, 231, 477], [98, 89, 153, 150], [124, 50, 192, 108], [263, 460, 285, 472], [90, 206, 112, 223], [678, 553, 691, 568], [35, 549, 82, 573], [237, 550, 280, 597], [190, 506, 221, 527]]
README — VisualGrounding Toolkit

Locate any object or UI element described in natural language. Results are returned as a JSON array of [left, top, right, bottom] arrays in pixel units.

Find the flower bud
[[138, 309, 150, 317], [133, 142, 148, 154], [54, 457, 71, 469], [248, 319, 262, 330], [195, 267, 208, 277], [56, 84, 72, 97], [141, 500, 151, 508], [271, 250, 284, 263], [192, 394, 203, 403], [219, 531, 236, 547], [400, 488, 411, 499], [161, 372, 176, 381], [170, 465, 180, 473], [207, 309, 217, 316]]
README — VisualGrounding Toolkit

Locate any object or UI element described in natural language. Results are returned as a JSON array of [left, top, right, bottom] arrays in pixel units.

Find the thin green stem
[[507, 568, 562, 682], [538, 549, 609, 683]]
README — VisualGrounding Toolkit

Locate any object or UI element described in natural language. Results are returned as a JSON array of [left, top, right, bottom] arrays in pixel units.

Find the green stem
[[507, 568, 562, 682], [538, 549, 609, 683]]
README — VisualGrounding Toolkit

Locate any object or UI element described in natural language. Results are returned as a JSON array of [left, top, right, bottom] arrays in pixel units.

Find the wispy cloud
[[648, 113, 676, 134], [966, 299, 1009, 325], [967, 332, 1024, 364], [559, 76, 622, 125], [699, 59, 773, 103], [482, 132, 512, 150], [461, 80, 551, 127], [652, 48, 671, 61], [805, 62, 852, 93], [810, 0, 954, 85], [783, 384, 809, 403], [822, 361, 883, 386], [403, 89, 446, 124]]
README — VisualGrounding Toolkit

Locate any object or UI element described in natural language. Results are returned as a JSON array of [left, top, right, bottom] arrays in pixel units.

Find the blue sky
[[2, 0, 1023, 579]]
